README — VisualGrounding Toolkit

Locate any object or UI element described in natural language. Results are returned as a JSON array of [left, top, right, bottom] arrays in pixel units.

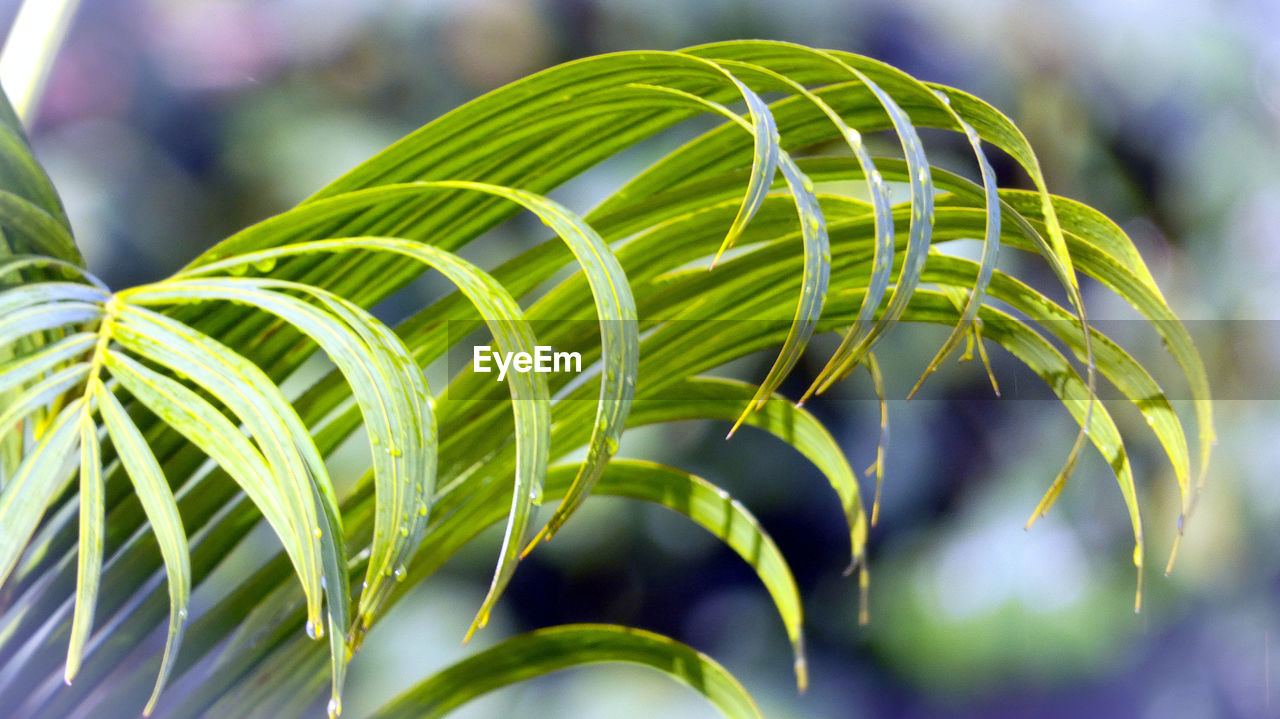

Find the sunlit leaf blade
[[64, 412, 102, 684], [577, 460, 807, 689], [853, 159, 1194, 527], [0, 302, 101, 349], [0, 360, 88, 436], [0, 281, 106, 315], [180, 236, 550, 640], [679, 43, 935, 402], [93, 379, 190, 716], [368, 624, 764, 719], [102, 345, 358, 701], [607, 81, 827, 436], [691, 41, 1073, 287], [632, 42, 1094, 406], [124, 278, 424, 639], [710, 75, 779, 266], [908, 117, 1001, 399], [0, 331, 92, 395], [0, 396, 81, 588], [671, 281, 1146, 605], [109, 305, 330, 636], [627, 377, 867, 569], [413, 182, 635, 558], [996, 189, 1213, 547], [806, 103, 931, 394], [624, 198, 1150, 599], [918, 81, 1075, 280], [921, 258, 1161, 574], [726, 153, 827, 434], [710, 57, 897, 407], [100, 349, 314, 619]]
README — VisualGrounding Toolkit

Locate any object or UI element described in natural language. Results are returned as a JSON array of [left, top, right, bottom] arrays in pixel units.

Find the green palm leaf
[[94, 379, 190, 716], [0, 38, 1215, 719], [369, 624, 764, 719]]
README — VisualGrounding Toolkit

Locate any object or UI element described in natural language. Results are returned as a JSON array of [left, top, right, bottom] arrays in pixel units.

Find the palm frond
[[368, 624, 764, 719], [0, 40, 1214, 719]]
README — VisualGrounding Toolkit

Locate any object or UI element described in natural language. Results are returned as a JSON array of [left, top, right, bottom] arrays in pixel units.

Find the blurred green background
[[4, 0, 1279, 717]]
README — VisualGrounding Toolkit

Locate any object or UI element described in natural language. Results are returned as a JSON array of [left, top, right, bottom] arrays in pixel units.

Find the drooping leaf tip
[[794, 655, 809, 694], [857, 565, 870, 626]]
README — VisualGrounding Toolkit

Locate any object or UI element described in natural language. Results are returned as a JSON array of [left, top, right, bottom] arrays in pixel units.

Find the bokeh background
[[4, 0, 1280, 717]]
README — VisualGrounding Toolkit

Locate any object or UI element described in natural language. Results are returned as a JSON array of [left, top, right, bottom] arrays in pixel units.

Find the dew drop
[[605, 436, 619, 454], [327, 697, 342, 718], [388, 447, 403, 457], [177, 608, 188, 621], [845, 128, 862, 146], [800, 176, 815, 193], [399, 526, 409, 537], [252, 258, 277, 274], [417, 502, 429, 517], [393, 565, 407, 582], [305, 620, 318, 640], [314, 528, 323, 539], [1146, 415, 1156, 426], [870, 170, 883, 186], [228, 263, 248, 277]]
